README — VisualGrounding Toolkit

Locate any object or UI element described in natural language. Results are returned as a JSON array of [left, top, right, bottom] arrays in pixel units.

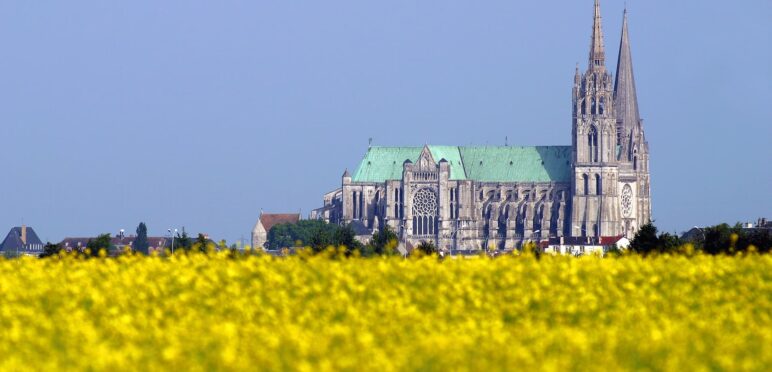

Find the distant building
[[0, 225, 45, 256], [680, 227, 704, 243], [544, 235, 629, 256], [681, 218, 771, 242], [251, 213, 301, 249], [755, 218, 771, 230], [60, 235, 170, 254]]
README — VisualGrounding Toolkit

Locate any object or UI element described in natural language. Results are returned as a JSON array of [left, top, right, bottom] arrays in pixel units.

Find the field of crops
[[0, 252, 770, 371]]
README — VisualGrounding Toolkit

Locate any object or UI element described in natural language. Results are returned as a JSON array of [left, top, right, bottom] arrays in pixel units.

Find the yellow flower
[[0, 252, 767, 370]]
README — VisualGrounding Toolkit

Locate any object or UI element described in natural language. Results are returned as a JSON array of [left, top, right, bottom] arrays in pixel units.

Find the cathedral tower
[[571, 0, 622, 238], [613, 9, 652, 237]]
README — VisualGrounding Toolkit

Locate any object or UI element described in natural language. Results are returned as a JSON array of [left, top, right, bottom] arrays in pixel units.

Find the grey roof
[[60, 236, 171, 249], [0, 226, 45, 252]]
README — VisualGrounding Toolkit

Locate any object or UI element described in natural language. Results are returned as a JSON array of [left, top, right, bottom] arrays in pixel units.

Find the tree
[[367, 225, 399, 256], [333, 224, 361, 254], [174, 230, 192, 252], [699, 223, 771, 255], [192, 234, 215, 253], [134, 222, 150, 255], [414, 241, 437, 256], [657, 232, 682, 253], [39, 242, 63, 258], [630, 222, 685, 255], [522, 241, 541, 258], [630, 222, 659, 255], [308, 223, 334, 252], [85, 234, 113, 257]]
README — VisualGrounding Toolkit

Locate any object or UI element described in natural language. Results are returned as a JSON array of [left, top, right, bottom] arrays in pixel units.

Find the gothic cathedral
[[311, 0, 651, 251]]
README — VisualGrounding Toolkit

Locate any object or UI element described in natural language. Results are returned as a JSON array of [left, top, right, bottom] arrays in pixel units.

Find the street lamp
[[168, 228, 178, 254]]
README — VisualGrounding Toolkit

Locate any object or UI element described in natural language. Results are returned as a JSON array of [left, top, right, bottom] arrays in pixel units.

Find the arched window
[[352, 192, 358, 219], [374, 191, 380, 216], [581, 100, 586, 115], [599, 97, 605, 115], [591, 98, 596, 114], [588, 126, 598, 162], [394, 188, 399, 217], [549, 202, 559, 237], [498, 206, 509, 237], [633, 150, 638, 171], [412, 188, 438, 236], [583, 174, 589, 195], [359, 192, 364, 219], [595, 174, 601, 195], [534, 204, 544, 236]]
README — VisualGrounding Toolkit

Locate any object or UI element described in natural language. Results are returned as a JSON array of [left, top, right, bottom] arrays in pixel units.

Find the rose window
[[412, 188, 437, 236]]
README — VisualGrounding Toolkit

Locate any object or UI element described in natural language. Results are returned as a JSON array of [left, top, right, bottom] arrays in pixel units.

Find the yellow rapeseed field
[[0, 252, 770, 371]]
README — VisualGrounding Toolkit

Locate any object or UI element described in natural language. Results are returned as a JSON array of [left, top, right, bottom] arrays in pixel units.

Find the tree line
[[36, 219, 769, 259], [40, 222, 225, 258], [266, 220, 437, 256], [629, 222, 771, 255]]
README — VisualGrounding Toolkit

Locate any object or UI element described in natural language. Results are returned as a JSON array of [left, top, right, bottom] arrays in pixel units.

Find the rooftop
[[352, 145, 572, 183]]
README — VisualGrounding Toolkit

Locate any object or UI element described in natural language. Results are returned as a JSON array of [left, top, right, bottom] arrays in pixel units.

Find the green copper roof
[[459, 146, 571, 182], [352, 146, 466, 182], [351, 145, 571, 183]]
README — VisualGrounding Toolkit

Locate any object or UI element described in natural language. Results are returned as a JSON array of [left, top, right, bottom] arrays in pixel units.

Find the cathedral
[[311, 0, 652, 251]]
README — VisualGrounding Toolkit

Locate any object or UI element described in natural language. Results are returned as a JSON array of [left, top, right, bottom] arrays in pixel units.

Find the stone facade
[[312, 0, 652, 251], [251, 213, 301, 249]]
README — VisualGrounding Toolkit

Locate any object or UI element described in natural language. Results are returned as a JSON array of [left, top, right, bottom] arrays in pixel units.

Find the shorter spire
[[588, 0, 606, 70]]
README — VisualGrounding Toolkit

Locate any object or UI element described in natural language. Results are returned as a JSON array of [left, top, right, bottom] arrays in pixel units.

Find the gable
[[0, 227, 44, 252], [352, 146, 466, 182]]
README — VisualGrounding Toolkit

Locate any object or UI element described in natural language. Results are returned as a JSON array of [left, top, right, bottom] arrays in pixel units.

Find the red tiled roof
[[260, 213, 301, 232], [599, 235, 625, 245], [548, 236, 624, 246]]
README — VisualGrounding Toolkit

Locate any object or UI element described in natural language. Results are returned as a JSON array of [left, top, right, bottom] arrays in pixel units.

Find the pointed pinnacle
[[589, 0, 606, 70]]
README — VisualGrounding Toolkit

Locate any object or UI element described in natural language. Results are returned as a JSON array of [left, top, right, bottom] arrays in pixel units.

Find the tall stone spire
[[588, 0, 606, 70], [613, 8, 640, 159]]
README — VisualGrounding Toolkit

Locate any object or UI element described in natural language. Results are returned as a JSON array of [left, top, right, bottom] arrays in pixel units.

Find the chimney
[[21, 225, 27, 245]]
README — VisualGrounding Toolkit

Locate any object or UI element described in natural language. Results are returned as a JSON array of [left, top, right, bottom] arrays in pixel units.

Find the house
[[60, 235, 170, 254], [544, 235, 628, 256], [681, 218, 772, 243], [0, 225, 45, 256], [251, 213, 301, 249]]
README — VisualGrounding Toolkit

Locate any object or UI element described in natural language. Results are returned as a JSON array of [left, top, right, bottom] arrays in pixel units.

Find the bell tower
[[571, 0, 621, 238], [613, 8, 652, 237]]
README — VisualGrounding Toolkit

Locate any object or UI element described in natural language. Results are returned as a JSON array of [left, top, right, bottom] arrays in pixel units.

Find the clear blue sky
[[1, 1, 770, 243]]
